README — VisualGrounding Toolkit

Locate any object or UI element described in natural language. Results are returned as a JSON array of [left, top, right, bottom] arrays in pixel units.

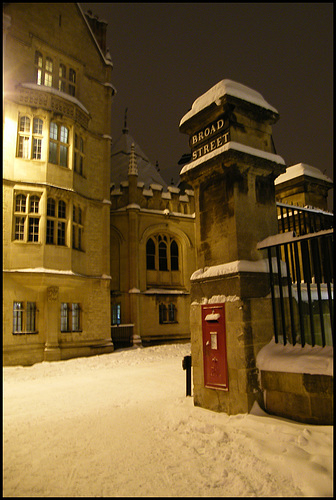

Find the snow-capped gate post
[[179, 80, 286, 414]]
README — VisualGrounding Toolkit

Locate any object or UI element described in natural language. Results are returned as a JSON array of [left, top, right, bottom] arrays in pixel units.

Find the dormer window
[[35, 51, 53, 87]]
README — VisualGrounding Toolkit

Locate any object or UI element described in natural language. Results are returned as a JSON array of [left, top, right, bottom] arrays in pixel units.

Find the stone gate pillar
[[179, 80, 286, 414]]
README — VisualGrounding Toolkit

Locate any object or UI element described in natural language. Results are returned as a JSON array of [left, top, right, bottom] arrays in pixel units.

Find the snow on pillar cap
[[180, 79, 278, 127]]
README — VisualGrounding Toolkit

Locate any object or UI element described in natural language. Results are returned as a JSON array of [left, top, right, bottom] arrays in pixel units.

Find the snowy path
[[3, 343, 333, 497]]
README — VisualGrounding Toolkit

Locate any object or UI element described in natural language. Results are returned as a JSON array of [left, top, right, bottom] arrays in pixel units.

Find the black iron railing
[[258, 228, 333, 347], [277, 202, 333, 236]]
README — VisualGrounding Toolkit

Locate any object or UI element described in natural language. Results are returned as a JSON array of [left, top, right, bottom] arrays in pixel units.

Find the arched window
[[170, 240, 179, 270], [146, 234, 180, 273], [146, 238, 156, 270]]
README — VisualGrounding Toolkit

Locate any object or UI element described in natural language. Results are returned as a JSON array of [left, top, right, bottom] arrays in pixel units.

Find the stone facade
[[3, 3, 114, 365], [109, 129, 196, 345]]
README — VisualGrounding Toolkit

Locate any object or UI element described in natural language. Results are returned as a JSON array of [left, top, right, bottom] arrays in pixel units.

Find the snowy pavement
[[3, 343, 333, 497]]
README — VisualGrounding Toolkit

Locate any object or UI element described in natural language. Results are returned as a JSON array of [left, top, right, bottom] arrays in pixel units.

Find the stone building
[[3, 4, 332, 367], [109, 122, 196, 345], [3, 3, 115, 365]]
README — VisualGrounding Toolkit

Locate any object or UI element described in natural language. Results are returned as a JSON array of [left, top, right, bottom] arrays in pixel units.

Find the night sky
[[81, 2, 333, 209]]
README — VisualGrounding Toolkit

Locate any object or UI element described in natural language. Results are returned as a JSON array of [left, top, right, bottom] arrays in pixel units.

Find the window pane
[[33, 138, 42, 160], [59, 80, 66, 92], [13, 302, 23, 333], [15, 194, 26, 212], [61, 303, 68, 332], [168, 303, 176, 322], [58, 200, 66, 219], [146, 238, 156, 270], [72, 303, 80, 331], [170, 240, 179, 270], [159, 304, 167, 324], [78, 227, 82, 250], [28, 218, 39, 242], [46, 220, 54, 244], [26, 302, 36, 332], [18, 136, 30, 159], [57, 221, 66, 246], [59, 63, 66, 78], [78, 207, 82, 224], [60, 126, 68, 144], [50, 122, 58, 140], [69, 68, 76, 83], [15, 217, 25, 240], [35, 51, 43, 67], [29, 196, 39, 213], [33, 118, 43, 134], [49, 142, 57, 164], [59, 144, 67, 167], [36, 68, 42, 85], [159, 241, 168, 271], [47, 198, 55, 216], [44, 72, 52, 87], [45, 57, 53, 72], [19, 116, 30, 132]]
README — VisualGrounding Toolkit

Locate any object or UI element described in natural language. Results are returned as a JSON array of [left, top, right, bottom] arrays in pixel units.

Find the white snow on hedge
[[180, 79, 278, 127], [257, 338, 333, 376]]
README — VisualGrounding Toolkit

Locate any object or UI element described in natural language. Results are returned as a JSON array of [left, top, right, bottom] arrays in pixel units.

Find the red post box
[[201, 304, 228, 390]]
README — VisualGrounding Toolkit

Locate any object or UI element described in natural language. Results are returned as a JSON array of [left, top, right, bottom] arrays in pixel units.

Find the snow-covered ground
[[3, 343, 333, 497]]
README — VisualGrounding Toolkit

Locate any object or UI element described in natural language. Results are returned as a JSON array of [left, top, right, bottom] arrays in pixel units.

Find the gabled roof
[[110, 129, 168, 189]]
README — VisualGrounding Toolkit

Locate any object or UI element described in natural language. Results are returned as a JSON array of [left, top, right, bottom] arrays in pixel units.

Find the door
[[201, 303, 228, 390]]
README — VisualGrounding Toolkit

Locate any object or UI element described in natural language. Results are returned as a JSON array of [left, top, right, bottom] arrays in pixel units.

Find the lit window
[[58, 63, 66, 92], [35, 51, 53, 87], [28, 217, 39, 242], [13, 301, 37, 334], [72, 303, 80, 331], [46, 198, 67, 246], [112, 303, 121, 325], [159, 302, 177, 324], [13, 302, 23, 333], [17, 115, 43, 160], [61, 303, 81, 332], [14, 193, 41, 243], [49, 122, 69, 167]]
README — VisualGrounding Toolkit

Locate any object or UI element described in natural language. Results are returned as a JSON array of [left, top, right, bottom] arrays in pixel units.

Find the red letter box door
[[201, 304, 228, 390]]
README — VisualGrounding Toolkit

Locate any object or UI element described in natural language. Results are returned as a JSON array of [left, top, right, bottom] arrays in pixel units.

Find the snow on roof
[[21, 83, 90, 115], [180, 79, 278, 127], [275, 163, 333, 185], [110, 131, 168, 189], [180, 141, 285, 175], [256, 338, 333, 376]]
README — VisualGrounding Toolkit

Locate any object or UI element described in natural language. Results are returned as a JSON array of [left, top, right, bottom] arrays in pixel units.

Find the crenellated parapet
[[110, 181, 195, 215]]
